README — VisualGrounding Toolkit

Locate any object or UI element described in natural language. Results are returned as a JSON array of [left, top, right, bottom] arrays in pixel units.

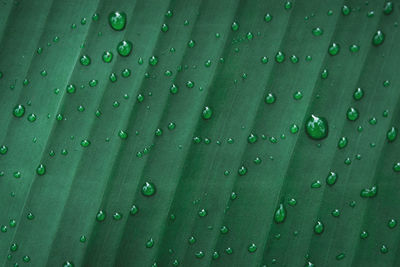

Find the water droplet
[[284, 1, 292, 10], [305, 115, 329, 140], [312, 27, 323, 36], [238, 165, 247, 176], [80, 235, 87, 243], [346, 107, 359, 121], [328, 43, 340, 56], [387, 127, 398, 142], [220, 225, 229, 234], [349, 44, 360, 52], [189, 250, 203, 260], [336, 253, 345, 261], [202, 106, 212, 120], [118, 130, 128, 139], [248, 243, 257, 253], [109, 11, 127, 31], [198, 208, 207, 217], [117, 40, 133, 57], [187, 40, 195, 48], [342, 5, 351, 15], [314, 220, 324, 234], [121, 68, 131, 77], [13, 104, 25, 118], [360, 185, 377, 198], [0, 145, 8, 155], [186, 81, 194, 88], [142, 182, 156, 196], [149, 56, 158, 66], [332, 209, 340, 217], [161, 23, 169, 32], [383, 2, 393, 15], [36, 164, 46, 175], [326, 171, 338, 185], [102, 51, 113, 63], [265, 93, 276, 104], [231, 21, 239, 31], [288, 198, 297, 206], [293, 91, 303, 100], [113, 212, 122, 220], [96, 210, 106, 222], [338, 136, 348, 149], [360, 230, 368, 239], [264, 13, 272, 22], [353, 88, 364, 100], [274, 203, 286, 223], [372, 30, 385, 46], [275, 51, 285, 63], [380, 245, 388, 254], [66, 84, 76, 94], [388, 218, 397, 229], [311, 180, 322, 188], [80, 55, 91, 66], [80, 139, 90, 147], [10, 243, 18, 251], [248, 133, 258, 144]]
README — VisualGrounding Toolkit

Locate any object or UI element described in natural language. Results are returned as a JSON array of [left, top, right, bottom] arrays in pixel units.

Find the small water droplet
[[142, 182, 156, 196]]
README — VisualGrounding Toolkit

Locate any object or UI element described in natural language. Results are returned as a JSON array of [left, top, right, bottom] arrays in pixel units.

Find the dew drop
[[265, 93, 276, 104], [202, 106, 212, 120], [305, 115, 329, 140], [117, 40, 133, 57], [80, 55, 91, 66], [388, 218, 397, 229], [326, 171, 338, 185], [360, 185, 377, 198], [387, 126, 397, 142], [108, 11, 127, 31], [141, 182, 156, 196], [312, 27, 323, 36], [383, 2, 393, 15], [328, 43, 340, 56], [338, 136, 348, 149], [275, 51, 285, 63], [96, 210, 106, 222], [346, 107, 359, 121], [238, 165, 247, 176], [13, 104, 25, 118], [248, 243, 257, 253], [231, 21, 239, 31], [36, 164, 46, 176], [372, 30, 385, 46], [274, 203, 286, 223], [353, 88, 364, 100], [102, 51, 113, 63], [314, 220, 324, 234]]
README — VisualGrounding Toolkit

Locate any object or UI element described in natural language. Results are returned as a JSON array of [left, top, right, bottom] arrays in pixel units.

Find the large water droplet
[[109, 11, 127, 31], [305, 115, 329, 140]]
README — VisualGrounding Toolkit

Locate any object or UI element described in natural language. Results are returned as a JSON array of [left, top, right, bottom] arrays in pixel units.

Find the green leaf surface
[[1, 0, 400, 266]]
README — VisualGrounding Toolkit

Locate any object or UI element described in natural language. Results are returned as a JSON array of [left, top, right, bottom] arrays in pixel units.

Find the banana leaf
[[0, 0, 399, 266]]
